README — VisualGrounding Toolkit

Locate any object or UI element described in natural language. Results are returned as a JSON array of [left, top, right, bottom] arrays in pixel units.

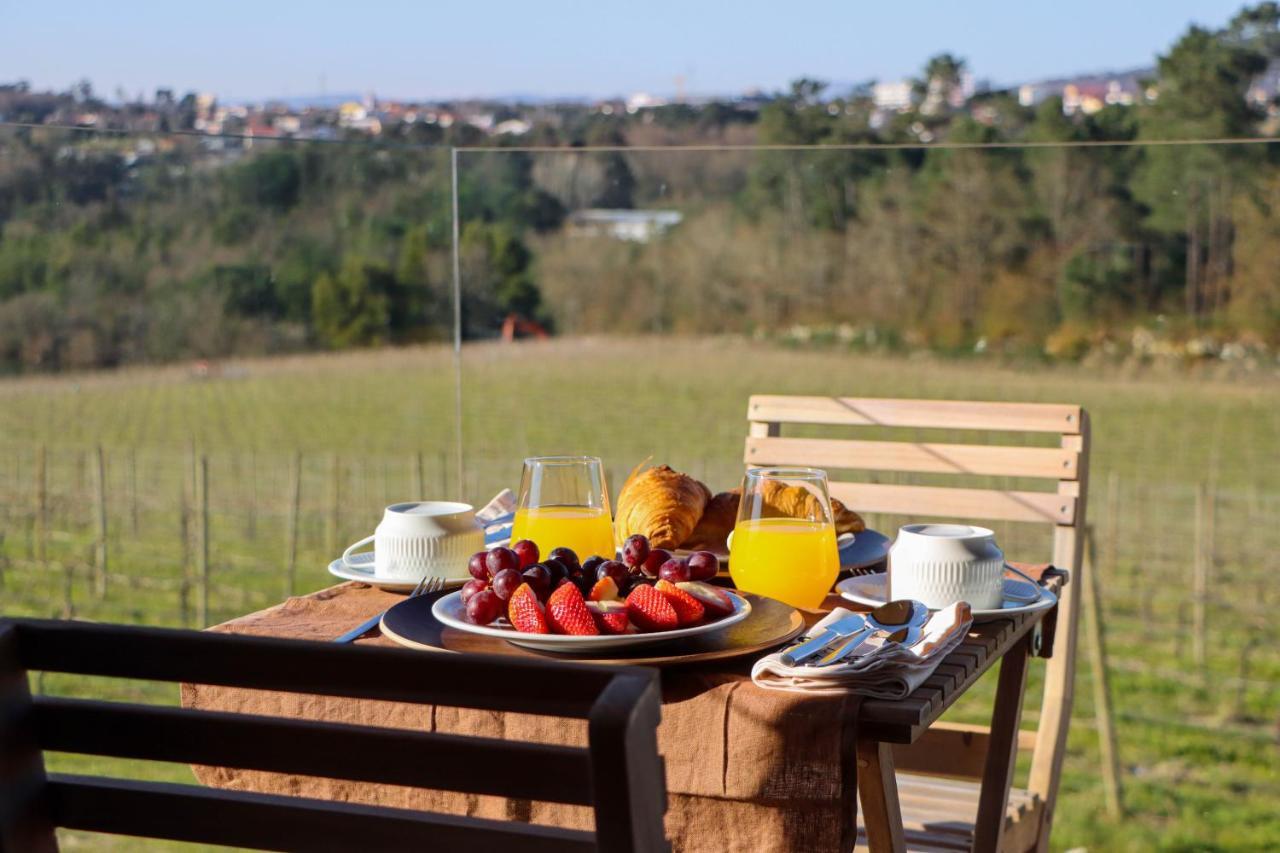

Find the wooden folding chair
[[0, 618, 669, 853], [745, 395, 1089, 853]]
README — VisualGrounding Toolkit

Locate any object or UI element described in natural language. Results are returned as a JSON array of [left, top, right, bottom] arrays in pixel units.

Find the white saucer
[[836, 573, 1056, 621], [327, 553, 468, 593], [428, 588, 752, 652]]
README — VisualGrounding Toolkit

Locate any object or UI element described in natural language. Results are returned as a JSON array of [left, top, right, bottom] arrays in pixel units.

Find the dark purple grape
[[622, 534, 650, 569], [460, 578, 488, 604], [468, 551, 490, 581], [522, 564, 552, 600], [548, 547, 580, 574], [582, 555, 607, 577], [658, 558, 691, 584], [542, 557, 570, 583], [491, 568, 522, 602], [596, 559, 629, 586], [687, 551, 720, 582], [465, 589, 503, 625], [640, 548, 672, 578], [512, 539, 540, 569], [485, 547, 520, 577]]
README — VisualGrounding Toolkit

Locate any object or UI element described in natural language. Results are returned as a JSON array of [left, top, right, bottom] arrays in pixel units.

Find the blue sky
[[0, 0, 1252, 101]]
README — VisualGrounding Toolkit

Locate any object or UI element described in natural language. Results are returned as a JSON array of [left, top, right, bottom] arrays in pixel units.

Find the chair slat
[[45, 774, 597, 853], [32, 697, 594, 805], [13, 619, 618, 718], [748, 396, 1082, 434], [827, 482, 1075, 525], [745, 436, 1077, 479]]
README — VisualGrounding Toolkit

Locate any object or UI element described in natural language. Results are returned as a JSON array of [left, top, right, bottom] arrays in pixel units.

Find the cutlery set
[[779, 599, 929, 668]]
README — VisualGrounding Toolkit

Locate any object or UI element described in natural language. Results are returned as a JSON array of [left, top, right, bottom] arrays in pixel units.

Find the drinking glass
[[728, 467, 839, 608], [510, 456, 615, 561]]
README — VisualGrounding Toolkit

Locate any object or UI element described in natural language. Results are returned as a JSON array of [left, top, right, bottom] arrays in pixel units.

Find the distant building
[[567, 209, 682, 242], [494, 118, 531, 135], [872, 80, 914, 111]]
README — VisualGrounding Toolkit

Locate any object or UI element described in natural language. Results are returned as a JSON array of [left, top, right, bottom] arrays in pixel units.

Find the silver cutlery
[[334, 574, 445, 643], [779, 613, 868, 667], [813, 600, 929, 667]]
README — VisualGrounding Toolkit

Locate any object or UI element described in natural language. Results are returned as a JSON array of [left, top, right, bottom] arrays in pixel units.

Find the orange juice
[[511, 506, 616, 562], [729, 517, 839, 608]]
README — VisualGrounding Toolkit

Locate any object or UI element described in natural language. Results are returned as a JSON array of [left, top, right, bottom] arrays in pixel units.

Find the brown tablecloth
[[181, 583, 860, 852]]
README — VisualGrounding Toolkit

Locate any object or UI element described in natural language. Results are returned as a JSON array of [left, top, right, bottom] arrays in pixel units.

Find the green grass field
[[1, 338, 1277, 851]]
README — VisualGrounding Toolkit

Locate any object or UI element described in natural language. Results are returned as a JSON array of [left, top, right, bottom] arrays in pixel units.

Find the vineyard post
[[1104, 471, 1119, 593], [35, 445, 48, 563], [1192, 483, 1209, 673], [93, 445, 109, 599], [439, 450, 447, 496], [1083, 526, 1124, 817], [414, 451, 425, 498], [178, 478, 191, 627], [326, 454, 341, 557], [129, 447, 139, 535], [197, 454, 210, 627], [285, 450, 302, 598]]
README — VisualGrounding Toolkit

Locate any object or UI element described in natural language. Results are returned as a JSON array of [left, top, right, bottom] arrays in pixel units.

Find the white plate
[[430, 588, 753, 652], [327, 554, 468, 593], [836, 573, 1056, 621]]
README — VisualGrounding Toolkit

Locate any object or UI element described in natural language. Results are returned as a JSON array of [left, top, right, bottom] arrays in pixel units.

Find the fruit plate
[[379, 589, 801, 666], [406, 588, 752, 653]]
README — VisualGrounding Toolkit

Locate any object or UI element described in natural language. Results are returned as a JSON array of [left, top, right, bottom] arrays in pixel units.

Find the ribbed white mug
[[342, 501, 484, 581], [887, 524, 1005, 610]]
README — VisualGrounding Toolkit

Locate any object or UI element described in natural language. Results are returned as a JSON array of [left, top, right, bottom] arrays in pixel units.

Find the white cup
[[887, 524, 1005, 610], [342, 501, 484, 582]]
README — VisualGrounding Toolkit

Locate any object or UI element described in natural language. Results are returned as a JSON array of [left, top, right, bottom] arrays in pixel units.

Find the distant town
[[4, 61, 1278, 144]]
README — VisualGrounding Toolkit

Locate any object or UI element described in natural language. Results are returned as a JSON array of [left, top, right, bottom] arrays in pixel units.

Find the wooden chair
[[0, 618, 669, 853], [744, 395, 1089, 853]]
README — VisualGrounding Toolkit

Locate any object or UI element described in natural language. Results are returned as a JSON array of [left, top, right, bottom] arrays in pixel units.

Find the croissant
[[615, 463, 711, 549], [680, 491, 739, 552]]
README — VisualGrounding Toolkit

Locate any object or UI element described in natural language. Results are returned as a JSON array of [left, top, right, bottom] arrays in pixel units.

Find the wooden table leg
[[973, 635, 1032, 853], [857, 738, 904, 853]]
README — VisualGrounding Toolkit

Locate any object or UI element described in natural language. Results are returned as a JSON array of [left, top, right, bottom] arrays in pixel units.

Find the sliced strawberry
[[507, 582, 549, 634], [655, 579, 706, 626], [586, 600, 631, 634], [676, 581, 735, 618], [547, 582, 599, 636], [625, 583, 678, 632], [589, 576, 620, 602]]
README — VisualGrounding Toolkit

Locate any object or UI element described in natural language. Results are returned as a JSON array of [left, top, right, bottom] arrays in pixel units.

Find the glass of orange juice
[[728, 467, 839, 609], [510, 456, 615, 561]]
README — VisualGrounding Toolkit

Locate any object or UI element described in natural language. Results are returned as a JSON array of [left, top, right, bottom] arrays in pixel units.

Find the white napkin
[[477, 489, 517, 545], [751, 602, 973, 699]]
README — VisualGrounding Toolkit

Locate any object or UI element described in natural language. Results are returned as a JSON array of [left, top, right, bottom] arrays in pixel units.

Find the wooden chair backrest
[[745, 395, 1090, 838], [0, 618, 669, 853]]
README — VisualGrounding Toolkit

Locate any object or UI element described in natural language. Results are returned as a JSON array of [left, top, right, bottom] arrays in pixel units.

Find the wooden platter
[[380, 590, 805, 667]]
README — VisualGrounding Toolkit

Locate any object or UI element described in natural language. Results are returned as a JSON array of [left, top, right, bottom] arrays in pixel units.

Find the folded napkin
[[751, 602, 973, 699], [477, 489, 517, 545]]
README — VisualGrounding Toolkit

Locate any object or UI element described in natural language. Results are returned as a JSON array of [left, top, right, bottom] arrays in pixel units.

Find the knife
[[779, 614, 867, 667]]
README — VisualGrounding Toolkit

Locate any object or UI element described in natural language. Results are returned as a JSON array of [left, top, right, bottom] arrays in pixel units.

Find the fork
[[334, 574, 446, 643]]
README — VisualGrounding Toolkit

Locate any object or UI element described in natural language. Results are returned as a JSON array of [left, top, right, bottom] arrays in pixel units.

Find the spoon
[[814, 600, 928, 667]]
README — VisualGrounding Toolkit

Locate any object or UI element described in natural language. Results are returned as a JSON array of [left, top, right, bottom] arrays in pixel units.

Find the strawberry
[[589, 576, 620, 602], [586, 600, 631, 634], [625, 583, 678, 632], [507, 582, 549, 634], [655, 579, 706, 626], [676, 581, 736, 618], [547, 582, 599, 636]]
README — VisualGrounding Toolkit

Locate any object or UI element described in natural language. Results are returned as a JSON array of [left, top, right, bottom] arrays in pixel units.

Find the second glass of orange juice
[[729, 467, 839, 608], [510, 456, 615, 560]]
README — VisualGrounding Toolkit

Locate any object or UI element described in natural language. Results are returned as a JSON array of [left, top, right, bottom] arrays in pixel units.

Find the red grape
[[485, 547, 520, 577], [582, 555, 607, 577], [465, 589, 503, 625], [542, 557, 570, 583], [548, 547, 580, 575], [622, 534, 651, 569], [641, 548, 672, 578], [687, 551, 720, 581], [460, 578, 488, 604], [512, 539, 540, 568], [467, 551, 490, 581], [522, 564, 552, 600], [596, 559, 629, 586], [491, 568, 522, 601], [658, 558, 691, 584]]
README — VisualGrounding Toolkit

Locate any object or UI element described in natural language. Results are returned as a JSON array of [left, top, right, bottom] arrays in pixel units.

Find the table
[[182, 565, 1061, 852]]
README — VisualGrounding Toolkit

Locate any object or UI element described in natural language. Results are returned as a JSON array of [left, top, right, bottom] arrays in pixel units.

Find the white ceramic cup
[[887, 524, 1005, 610], [342, 501, 484, 581]]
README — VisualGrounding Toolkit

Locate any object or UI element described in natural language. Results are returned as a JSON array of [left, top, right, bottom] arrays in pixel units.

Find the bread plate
[[425, 588, 752, 652], [836, 573, 1056, 621]]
